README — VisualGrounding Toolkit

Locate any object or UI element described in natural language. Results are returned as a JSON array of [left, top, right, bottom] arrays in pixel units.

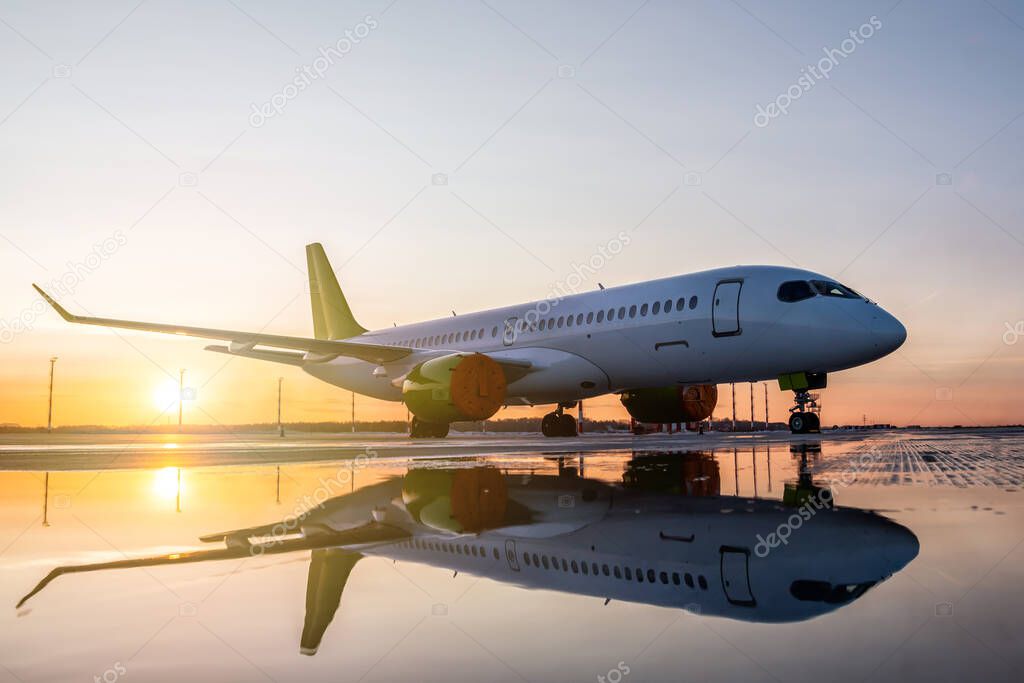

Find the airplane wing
[[16, 522, 409, 608], [32, 285, 412, 364]]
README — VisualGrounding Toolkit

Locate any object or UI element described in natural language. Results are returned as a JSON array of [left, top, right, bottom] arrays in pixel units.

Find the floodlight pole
[[47, 357, 57, 433], [749, 383, 755, 432], [277, 377, 284, 437], [731, 383, 736, 431], [764, 383, 770, 431], [178, 369, 185, 432]]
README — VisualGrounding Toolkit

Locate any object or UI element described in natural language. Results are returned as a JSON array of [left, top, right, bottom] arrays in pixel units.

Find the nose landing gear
[[788, 390, 821, 434], [779, 372, 826, 434], [541, 403, 579, 437]]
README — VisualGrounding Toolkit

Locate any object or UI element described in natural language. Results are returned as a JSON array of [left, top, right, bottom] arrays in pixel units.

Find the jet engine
[[402, 353, 507, 423], [620, 384, 718, 424]]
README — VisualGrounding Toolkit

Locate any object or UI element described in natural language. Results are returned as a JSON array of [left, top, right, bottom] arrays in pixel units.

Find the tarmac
[[1, 427, 1021, 475]]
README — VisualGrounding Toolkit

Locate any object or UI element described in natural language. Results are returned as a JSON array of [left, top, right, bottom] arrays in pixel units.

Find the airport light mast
[[46, 357, 57, 433], [277, 377, 284, 437], [178, 369, 185, 432], [749, 383, 755, 432], [764, 383, 770, 431]]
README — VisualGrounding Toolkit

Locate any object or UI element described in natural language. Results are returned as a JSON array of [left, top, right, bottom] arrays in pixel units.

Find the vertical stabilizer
[[306, 243, 367, 340]]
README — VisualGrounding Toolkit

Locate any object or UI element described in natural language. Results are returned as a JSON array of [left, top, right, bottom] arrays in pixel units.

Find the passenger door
[[712, 280, 742, 337], [720, 546, 756, 606]]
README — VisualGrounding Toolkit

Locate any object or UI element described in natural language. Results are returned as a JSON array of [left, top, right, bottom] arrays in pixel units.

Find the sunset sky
[[2, 0, 1022, 428]]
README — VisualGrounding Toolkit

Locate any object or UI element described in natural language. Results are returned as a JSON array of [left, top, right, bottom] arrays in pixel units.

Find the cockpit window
[[790, 580, 876, 604], [777, 280, 815, 303], [809, 280, 861, 299]]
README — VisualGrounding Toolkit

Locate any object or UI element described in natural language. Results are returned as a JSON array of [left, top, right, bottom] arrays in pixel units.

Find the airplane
[[34, 243, 907, 437], [16, 452, 920, 655]]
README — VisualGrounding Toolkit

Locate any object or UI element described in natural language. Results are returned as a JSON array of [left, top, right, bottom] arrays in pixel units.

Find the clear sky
[[1, 0, 1022, 428]]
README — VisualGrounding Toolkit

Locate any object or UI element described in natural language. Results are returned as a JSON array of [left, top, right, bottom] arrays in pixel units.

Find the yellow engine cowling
[[620, 384, 718, 424], [402, 353, 507, 423]]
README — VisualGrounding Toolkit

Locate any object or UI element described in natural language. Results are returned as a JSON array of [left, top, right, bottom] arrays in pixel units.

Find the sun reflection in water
[[152, 466, 182, 501]]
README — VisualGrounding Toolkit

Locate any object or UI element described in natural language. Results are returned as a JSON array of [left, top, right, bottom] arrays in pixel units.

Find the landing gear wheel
[[410, 417, 449, 439], [788, 412, 821, 434], [541, 413, 560, 437], [558, 413, 578, 437], [541, 411, 578, 437]]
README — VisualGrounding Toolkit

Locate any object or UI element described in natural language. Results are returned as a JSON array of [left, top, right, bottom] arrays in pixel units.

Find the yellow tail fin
[[306, 243, 367, 340]]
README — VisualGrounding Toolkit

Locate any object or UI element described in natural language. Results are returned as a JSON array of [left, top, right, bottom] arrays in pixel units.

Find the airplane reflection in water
[[18, 450, 919, 656]]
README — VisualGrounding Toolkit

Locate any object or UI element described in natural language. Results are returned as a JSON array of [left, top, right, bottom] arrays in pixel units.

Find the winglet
[[32, 285, 76, 322]]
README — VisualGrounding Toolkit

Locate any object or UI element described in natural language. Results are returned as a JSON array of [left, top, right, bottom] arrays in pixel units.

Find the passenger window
[[672, 572, 680, 585], [557, 316, 565, 328], [660, 571, 668, 584], [571, 561, 579, 573], [647, 569, 656, 583], [664, 299, 672, 312], [652, 301, 661, 315], [576, 314, 584, 326], [629, 305, 637, 318], [542, 556, 550, 569], [618, 306, 626, 319], [778, 280, 816, 302], [607, 308, 615, 320], [689, 296, 697, 309], [586, 312, 594, 324], [685, 573, 694, 588], [614, 567, 622, 579], [491, 326, 498, 337], [566, 315, 574, 328], [640, 303, 648, 316], [581, 562, 589, 575], [676, 298, 685, 311], [698, 575, 708, 590], [596, 310, 604, 323]]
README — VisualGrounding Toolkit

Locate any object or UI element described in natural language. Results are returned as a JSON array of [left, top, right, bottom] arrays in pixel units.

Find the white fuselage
[[317, 477, 919, 624], [304, 265, 906, 405]]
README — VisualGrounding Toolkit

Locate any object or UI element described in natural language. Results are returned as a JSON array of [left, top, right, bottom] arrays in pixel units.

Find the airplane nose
[[871, 311, 907, 354]]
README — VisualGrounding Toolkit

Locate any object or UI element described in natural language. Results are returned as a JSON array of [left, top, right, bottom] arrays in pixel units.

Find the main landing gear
[[409, 416, 450, 439], [541, 403, 579, 438], [788, 389, 821, 435]]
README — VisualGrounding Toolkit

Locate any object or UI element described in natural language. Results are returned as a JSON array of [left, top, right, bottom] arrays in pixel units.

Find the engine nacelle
[[402, 353, 507, 423], [620, 384, 718, 424]]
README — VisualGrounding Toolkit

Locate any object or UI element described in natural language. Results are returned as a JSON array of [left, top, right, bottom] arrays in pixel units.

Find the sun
[[152, 379, 180, 411]]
